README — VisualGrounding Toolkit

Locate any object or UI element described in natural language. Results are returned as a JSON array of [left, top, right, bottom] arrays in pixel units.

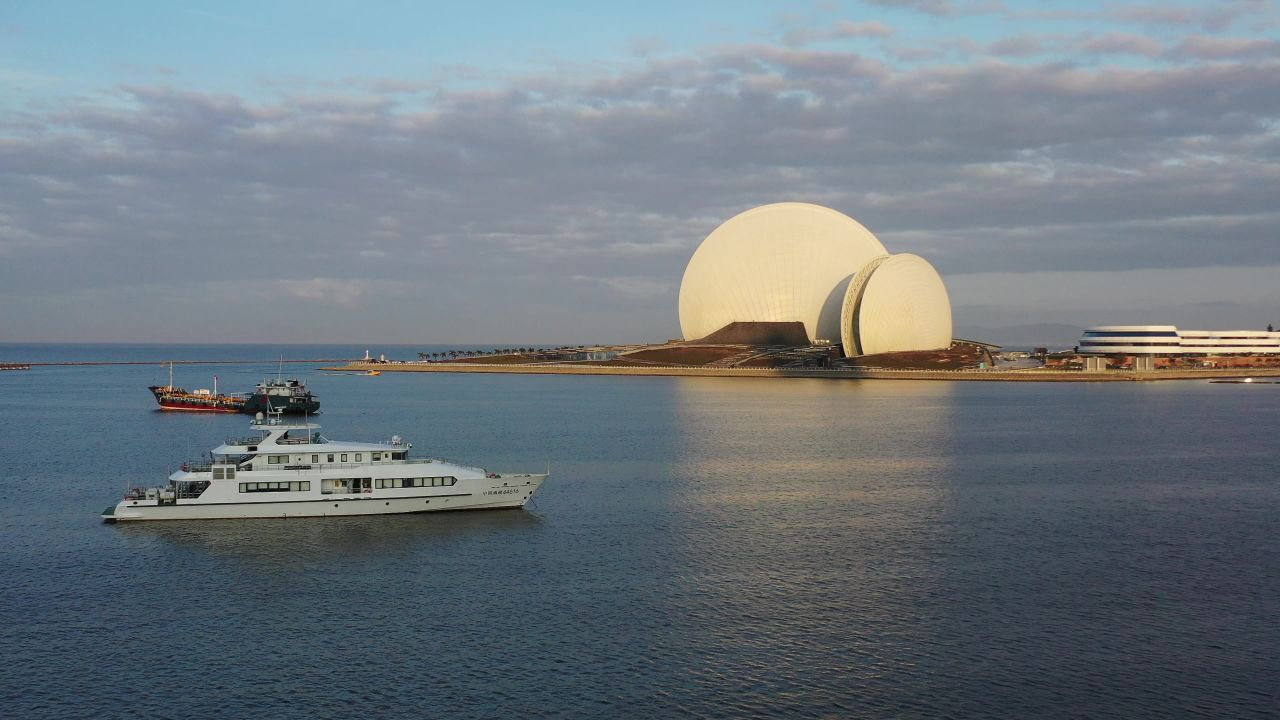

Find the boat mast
[[168, 362, 174, 390]]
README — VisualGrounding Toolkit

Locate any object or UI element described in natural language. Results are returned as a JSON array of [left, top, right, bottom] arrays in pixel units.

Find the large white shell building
[[678, 202, 952, 356]]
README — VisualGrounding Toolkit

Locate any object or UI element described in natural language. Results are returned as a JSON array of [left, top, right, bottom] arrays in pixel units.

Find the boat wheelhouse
[[242, 377, 321, 415], [102, 412, 546, 521]]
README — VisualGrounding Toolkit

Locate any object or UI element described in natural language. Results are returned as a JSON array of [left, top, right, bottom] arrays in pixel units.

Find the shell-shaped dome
[[842, 253, 952, 356], [839, 254, 890, 356], [678, 202, 888, 343]]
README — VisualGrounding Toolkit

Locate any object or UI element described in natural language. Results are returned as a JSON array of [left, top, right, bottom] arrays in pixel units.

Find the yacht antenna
[[277, 355, 284, 383]]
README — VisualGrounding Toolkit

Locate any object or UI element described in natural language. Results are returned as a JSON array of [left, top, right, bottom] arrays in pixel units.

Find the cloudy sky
[[2, 0, 1278, 345]]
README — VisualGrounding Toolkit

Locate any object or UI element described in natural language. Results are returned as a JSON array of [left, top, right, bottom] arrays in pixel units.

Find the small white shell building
[[678, 202, 952, 356]]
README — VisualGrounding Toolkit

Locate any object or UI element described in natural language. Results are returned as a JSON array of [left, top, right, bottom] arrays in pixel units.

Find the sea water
[[0, 345, 1276, 718]]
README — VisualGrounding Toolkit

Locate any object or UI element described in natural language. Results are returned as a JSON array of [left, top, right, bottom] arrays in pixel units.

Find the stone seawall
[[325, 363, 1280, 382]]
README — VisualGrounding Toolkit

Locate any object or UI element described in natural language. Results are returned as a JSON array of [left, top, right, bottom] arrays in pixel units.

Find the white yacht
[[102, 413, 547, 522]]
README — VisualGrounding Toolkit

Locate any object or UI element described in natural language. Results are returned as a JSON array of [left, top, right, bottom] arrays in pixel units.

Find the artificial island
[[330, 202, 1280, 382]]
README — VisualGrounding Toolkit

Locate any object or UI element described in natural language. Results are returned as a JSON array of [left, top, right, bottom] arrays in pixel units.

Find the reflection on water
[[120, 510, 545, 567], [665, 378, 959, 713]]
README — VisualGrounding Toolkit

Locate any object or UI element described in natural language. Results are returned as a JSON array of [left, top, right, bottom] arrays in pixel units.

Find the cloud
[[275, 278, 369, 306], [981, 30, 1280, 62], [573, 275, 673, 299], [2, 29, 1279, 340], [1079, 32, 1165, 58], [987, 35, 1050, 57], [1168, 35, 1280, 60], [783, 20, 895, 48], [1108, 2, 1270, 32], [862, 0, 957, 17]]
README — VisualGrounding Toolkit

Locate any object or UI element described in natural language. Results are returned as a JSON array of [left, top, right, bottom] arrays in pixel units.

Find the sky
[[2, 0, 1279, 345]]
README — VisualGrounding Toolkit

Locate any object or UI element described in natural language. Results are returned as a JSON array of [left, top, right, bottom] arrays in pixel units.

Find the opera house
[[679, 202, 952, 356]]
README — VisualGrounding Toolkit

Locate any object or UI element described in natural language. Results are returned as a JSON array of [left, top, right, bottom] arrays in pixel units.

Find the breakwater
[[323, 362, 1280, 382], [18, 358, 352, 367]]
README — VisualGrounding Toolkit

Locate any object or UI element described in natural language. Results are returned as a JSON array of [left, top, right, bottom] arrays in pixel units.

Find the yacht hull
[[104, 474, 546, 522]]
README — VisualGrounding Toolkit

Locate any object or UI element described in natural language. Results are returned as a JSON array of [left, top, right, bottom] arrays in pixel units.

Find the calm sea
[[0, 344, 1276, 719]]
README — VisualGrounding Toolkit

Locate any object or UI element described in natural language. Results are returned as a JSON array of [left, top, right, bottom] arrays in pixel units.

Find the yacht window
[[340, 454, 348, 462], [213, 468, 224, 479], [355, 453, 362, 462], [328, 454, 334, 462], [312, 455, 319, 463], [268, 455, 286, 464], [392, 452, 406, 460], [226, 468, 234, 479], [238, 481, 310, 493]]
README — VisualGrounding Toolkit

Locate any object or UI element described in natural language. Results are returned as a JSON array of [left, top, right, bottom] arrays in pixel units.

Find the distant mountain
[[953, 323, 1083, 349]]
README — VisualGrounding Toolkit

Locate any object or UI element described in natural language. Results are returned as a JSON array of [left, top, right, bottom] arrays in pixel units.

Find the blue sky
[[7, 0, 1251, 102], [2, 1, 1279, 343]]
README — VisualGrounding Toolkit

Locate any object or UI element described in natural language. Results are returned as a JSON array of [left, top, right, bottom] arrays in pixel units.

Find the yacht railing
[[123, 482, 209, 502], [250, 458, 441, 471], [195, 457, 488, 474], [175, 482, 211, 499], [276, 435, 319, 445], [224, 433, 323, 446]]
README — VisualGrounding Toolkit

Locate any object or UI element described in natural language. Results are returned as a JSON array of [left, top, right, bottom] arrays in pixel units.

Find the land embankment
[[324, 362, 1280, 382], [17, 358, 351, 367]]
